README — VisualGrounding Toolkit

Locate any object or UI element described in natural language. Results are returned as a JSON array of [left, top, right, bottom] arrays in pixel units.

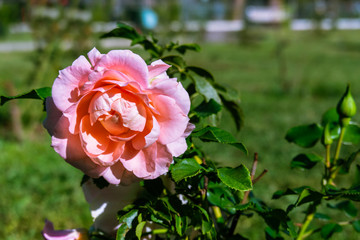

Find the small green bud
[[321, 122, 333, 146], [337, 84, 356, 126]]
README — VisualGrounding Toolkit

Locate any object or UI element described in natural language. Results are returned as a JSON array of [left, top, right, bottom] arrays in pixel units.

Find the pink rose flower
[[44, 48, 193, 185], [42, 220, 88, 240]]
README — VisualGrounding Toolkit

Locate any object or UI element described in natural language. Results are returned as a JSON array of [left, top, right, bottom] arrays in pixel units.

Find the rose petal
[[165, 123, 194, 157], [151, 95, 189, 144], [111, 96, 146, 132], [43, 97, 63, 136], [148, 60, 170, 80], [150, 78, 191, 114], [52, 55, 92, 112], [121, 142, 172, 179], [131, 115, 160, 150], [88, 90, 120, 125], [96, 50, 149, 88], [91, 141, 124, 167], [87, 47, 103, 67], [42, 220, 83, 240], [79, 115, 110, 156], [101, 161, 138, 185], [44, 102, 97, 173], [51, 135, 107, 178]]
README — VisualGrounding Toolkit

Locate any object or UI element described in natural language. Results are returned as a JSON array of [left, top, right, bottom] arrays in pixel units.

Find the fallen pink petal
[[42, 220, 88, 240]]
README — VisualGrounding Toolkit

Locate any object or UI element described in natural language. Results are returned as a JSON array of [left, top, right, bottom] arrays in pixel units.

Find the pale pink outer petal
[[120, 142, 172, 179], [150, 78, 191, 115], [87, 47, 103, 67], [82, 180, 144, 236], [42, 219, 84, 240], [96, 50, 149, 88], [166, 138, 187, 157], [166, 123, 195, 157], [148, 60, 170, 80], [151, 143, 174, 177], [151, 95, 189, 144], [44, 98, 107, 178], [43, 98, 62, 136], [52, 55, 92, 112]]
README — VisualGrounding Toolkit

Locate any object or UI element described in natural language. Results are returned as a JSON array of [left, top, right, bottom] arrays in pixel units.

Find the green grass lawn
[[1, 29, 360, 239]]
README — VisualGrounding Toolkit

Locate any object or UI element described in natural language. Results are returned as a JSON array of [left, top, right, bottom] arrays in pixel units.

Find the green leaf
[[219, 94, 244, 131], [326, 187, 360, 201], [116, 209, 139, 240], [339, 150, 360, 174], [261, 209, 289, 232], [290, 153, 323, 169], [351, 165, 360, 188], [201, 218, 213, 235], [100, 23, 143, 41], [352, 220, 360, 232], [193, 99, 222, 118], [193, 76, 221, 104], [175, 215, 187, 236], [116, 224, 129, 240], [343, 123, 360, 145], [207, 182, 237, 214], [148, 204, 172, 223], [285, 123, 323, 148], [321, 108, 339, 126], [174, 43, 201, 54], [161, 55, 186, 69], [0, 87, 51, 106], [217, 165, 252, 191], [171, 158, 204, 182], [118, 209, 139, 228], [141, 39, 162, 58], [314, 213, 331, 221], [295, 189, 323, 206], [187, 66, 214, 82], [320, 223, 342, 239], [135, 221, 146, 240], [286, 220, 298, 238], [272, 186, 310, 199], [265, 227, 284, 240], [192, 126, 247, 154], [327, 200, 358, 218]]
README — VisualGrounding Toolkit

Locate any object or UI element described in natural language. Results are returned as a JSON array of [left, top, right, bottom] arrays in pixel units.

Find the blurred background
[[1, 0, 360, 239]]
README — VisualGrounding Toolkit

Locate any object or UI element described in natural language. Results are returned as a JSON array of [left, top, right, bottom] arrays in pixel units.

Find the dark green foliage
[[0, 87, 51, 106], [290, 153, 323, 169], [285, 123, 323, 148], [275, 85, 360, 239]]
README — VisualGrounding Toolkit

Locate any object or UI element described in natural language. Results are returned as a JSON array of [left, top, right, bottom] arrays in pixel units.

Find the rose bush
[[43, 48, 193, 185]]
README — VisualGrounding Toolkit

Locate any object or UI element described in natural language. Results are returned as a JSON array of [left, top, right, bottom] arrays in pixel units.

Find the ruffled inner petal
[[131, 114, 160, 150], [111, 94, 146, 132], [91, 141, 125, 166], [88, 90, 121, 125], [80, 115, 110, 156]]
